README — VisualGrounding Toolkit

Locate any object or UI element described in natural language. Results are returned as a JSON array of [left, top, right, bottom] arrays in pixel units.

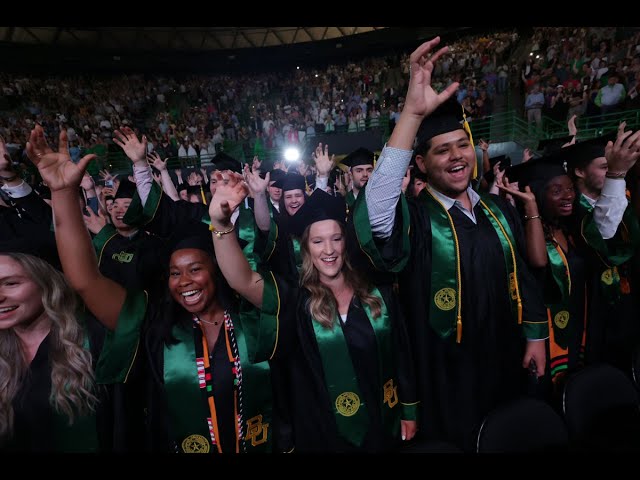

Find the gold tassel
[[200, 185, 207, 205], [456, 315, 462, 343], [461, 107, 477, 179]]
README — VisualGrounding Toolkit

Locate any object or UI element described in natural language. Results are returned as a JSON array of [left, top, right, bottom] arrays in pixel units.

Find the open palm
[[113, 127, 147, 163], [208, 171, 248, 224], [26, 125, 95, 191]]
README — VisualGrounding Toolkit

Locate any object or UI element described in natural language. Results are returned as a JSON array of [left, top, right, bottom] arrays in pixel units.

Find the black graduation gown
[[5, 316, 122, 452], [94, 227, 168, 293], [399, 193, 547, 452], [264, 276, 417, 452]]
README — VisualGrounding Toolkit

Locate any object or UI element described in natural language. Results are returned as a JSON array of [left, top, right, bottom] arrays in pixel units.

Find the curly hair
[[299, 223, 382, 328], [0, 254, 98, 443]]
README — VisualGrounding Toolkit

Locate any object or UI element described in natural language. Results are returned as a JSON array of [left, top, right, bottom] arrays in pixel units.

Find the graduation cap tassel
[[199, 185, 207, 205], [461, 108, 477, 179]]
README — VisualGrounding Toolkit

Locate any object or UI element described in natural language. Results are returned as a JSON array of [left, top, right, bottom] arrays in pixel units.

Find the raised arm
[[243, 164, 271, 232], [147, 151, 179, 201], [366, 37, 459, 238], [209, 171, 265, 308], [113, 127, 153, 206], [26, 125, 126, 330], [311, 142, 335, 193]]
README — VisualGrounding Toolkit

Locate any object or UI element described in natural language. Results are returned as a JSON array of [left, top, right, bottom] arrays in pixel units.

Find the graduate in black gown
[[28, 125, 279, 454], [341, 147, 375, 210], [84, 178, 167, 293], [208, 173, 418, 452], [357, 38, 548, 452], [0, 250, 118, 452], [564, 133, 640, 372]]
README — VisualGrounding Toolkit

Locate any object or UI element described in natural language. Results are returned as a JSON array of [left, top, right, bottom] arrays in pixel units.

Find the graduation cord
[[480, 201, 523, 325]]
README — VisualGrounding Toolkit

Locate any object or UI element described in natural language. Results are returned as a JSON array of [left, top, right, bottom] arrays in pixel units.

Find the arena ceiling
[[0, 27, 387, 51]]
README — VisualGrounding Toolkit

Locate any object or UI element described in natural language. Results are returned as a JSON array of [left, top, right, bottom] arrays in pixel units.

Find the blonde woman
[[0, 252, 108, 452], [208, 173, 418, 452]]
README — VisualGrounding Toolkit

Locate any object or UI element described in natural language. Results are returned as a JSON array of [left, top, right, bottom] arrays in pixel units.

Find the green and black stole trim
[[91, 223, 118, 264], [164, 313, 272, 453], [122, 180, 163, 227], [352, 185, 410, 273], [419, 189, 522, 342], [579, 194, 640, 303], [52, 324, 99, 452], [312, 287, 400, 447]]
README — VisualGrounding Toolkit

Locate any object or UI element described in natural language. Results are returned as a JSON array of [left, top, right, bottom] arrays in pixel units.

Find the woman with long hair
[[0, 252, 106, 452], [207, 172, 418, 452], [26, 125, 278, 454]]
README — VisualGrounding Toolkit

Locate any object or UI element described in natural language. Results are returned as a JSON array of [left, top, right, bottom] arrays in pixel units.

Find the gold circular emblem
[[181, 434, 210, 453], [554, 310, 570, 329], [335, 392, 361, 417], [601, 269, 614, 285], [434, 288, 456, 311]]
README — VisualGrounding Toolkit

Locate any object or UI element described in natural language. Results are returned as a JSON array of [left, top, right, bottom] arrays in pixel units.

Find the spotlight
[[284, 147, 300, 162]]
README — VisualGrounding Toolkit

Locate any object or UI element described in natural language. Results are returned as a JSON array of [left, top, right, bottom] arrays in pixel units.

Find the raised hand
[[243, 163, 269, 196], [99, 169, 114, 182], [312, 142, 335, 176], [26, 125, 95, 192], [0, 136, 14, 178], [335, 174, 346, 197], [80, 173, 95, 191], [83, 206, 108, 235], [252, 155, 262, 172], [522, 148, 533, 163], [567, 114, 578, 137], [404, 37, 459, 119], [147, 151, 168, 172], [208, 171, 248, 225], [401, 166, 412, 194], [606, 126, 640, 175], [113, 127, 147, 163], [187, 171, 202, 186], [478, 139, 490, 152], [497, 177, 536, 206]]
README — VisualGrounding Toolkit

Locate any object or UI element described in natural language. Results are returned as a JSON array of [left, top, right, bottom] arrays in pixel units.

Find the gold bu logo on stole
[[244, 414, 269, 446], [554, 311, 570, 329], [383, 379, 398, 408], [434, 288, 456, 311]]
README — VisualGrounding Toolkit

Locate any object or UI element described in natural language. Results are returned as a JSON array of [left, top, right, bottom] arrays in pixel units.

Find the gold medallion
[[181, 434, 210, 453], [601, 268, 614, 285], [335, 392, 360, 417], [434, 288, 456, 311], [554, 310, 570, 329]]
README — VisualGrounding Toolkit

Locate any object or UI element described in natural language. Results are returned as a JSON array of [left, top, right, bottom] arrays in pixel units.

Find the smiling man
[[357, 38, 548, 452]]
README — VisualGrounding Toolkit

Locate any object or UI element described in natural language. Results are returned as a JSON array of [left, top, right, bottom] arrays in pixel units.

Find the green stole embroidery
[[312, 288, 399, 447], [52, 327, 99, 452], [420, 189, 521, 341], [545, 242, 572, 351], [164, 318, 272, 453]]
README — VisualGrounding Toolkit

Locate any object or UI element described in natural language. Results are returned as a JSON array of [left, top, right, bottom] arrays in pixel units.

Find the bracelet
[[605, 171, 626, 179], [524, 215, 541, 221], [209, 222, 235, 238]]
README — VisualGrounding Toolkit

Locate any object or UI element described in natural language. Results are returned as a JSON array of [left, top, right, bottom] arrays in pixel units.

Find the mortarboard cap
[[415, 96, 465, 151], [536, 135, 575, 155], [271, 173, 307, 192], [489, 154, 512, 171], [177, 183, 188, 193], [288, 189, 347, 238], [264, 169, 286, 184], [167, 222, 213, 257], [505, 153, 568, 190], [212, 152, 242, 173], [186, 185, 204, 198], [563, 131, 617, 172], [0, 232, 61, 271], [341, 147, 375, 169], [114, 179, 137, 200]]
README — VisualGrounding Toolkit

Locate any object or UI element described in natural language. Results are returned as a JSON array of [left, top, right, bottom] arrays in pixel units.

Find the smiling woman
[[0, 253, 108, 452]]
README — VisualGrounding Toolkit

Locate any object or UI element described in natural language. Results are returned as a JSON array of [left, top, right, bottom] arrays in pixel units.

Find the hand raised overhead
[[26, 124, 96, 192]]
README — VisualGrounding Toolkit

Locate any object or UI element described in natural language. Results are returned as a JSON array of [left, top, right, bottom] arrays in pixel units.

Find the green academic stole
[[420, 190, 522, 342], [345, 191, 356, 211], [52, 326, 99, 452], [291, 237, 302, 273], [164, 317, 272, 454], [312, 288, 399, 447], [544, 241, 587, 383], [579, 194, 640, 303], [237, 201, 259, 271]]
